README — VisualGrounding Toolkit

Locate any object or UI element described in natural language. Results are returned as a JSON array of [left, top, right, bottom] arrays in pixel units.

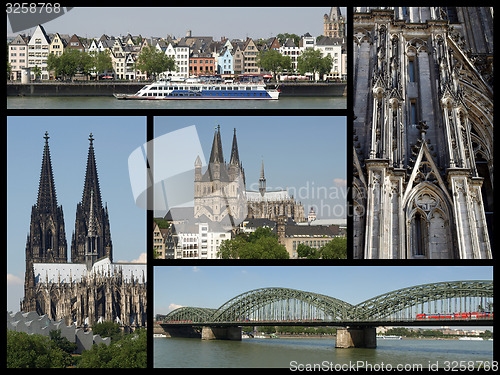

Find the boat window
[[246, 87, 251, 90]]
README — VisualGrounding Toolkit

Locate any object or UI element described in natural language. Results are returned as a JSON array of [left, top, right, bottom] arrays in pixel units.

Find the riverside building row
[[8, 9, 346, 82]]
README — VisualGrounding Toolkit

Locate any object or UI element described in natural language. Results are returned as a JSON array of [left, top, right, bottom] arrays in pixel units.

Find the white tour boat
[[114, 76, 280, 100]]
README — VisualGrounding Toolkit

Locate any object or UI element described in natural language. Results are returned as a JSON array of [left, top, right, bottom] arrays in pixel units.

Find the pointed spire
[[209, 125, 224, 163], [87, 190, 97, 239], [36, 131, 58, 212], [82, 133, 102, 213], [229, 128, 240, 165], [259, 159, 266, 196]]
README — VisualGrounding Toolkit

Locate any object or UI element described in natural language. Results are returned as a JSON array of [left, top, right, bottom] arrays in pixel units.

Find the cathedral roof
[[33, 257, 146, 284], [246, 189, 290, 202]]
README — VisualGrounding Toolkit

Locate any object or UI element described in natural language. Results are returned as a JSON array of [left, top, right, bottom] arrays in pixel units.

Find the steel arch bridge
[[159, 281, 493, 326]]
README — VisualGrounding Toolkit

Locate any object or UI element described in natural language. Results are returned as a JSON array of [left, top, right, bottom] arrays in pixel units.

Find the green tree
[[92, 321, 122, 341], [218, 228, 289, 259], [58, 49, 83, 80], [257, 49, 291, 79], [31, 65, 42, 81], [239, 236, 289, 259], [247, 226, 276, 243], [297, 49, 333, 81], [49, 330, 78, 354], [7, 330, 74, 368], [277, 33, 300, 47], [90, 50, 113, 79], [297, 243, 319, 259], [153, 217, 170, 229], [76, 329, 147, 368], [218, 236, 247, 259], [135, 45, 176, 80], [320, 237, 347, 259]]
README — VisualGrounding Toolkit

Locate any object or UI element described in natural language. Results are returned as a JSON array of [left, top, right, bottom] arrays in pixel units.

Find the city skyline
[[7, 116, 147, 313], [153, 116, 346, 219], [7, 7, 348, 40]]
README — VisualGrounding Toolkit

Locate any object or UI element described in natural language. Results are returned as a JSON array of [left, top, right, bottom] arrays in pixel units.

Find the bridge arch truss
[[353, 280, 494, 321], [210, 287, 355, 322], [161, 281, 493, 324]]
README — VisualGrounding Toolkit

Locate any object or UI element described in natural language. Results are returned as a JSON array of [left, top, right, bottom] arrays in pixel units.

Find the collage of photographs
[[5, 6, 495, 370]]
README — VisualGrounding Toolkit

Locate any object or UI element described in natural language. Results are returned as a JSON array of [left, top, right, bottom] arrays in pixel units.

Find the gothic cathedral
[[353, 7, 493, 259], [22, 133, 146, 327], [194, 126, 305, 227]]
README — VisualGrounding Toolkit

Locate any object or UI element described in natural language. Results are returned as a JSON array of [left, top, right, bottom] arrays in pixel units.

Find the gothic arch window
[[408, 58, 416, 82], [406, 187, 453, 259], [412, 211, 427, 256], [46, 229, 53, 251]]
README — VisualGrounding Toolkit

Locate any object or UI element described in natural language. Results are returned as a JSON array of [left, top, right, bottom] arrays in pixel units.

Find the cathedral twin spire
[[27, 131, 112, 265]]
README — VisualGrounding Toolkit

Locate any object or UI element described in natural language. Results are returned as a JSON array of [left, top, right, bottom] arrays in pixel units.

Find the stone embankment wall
[[7, 82, 347, 97]]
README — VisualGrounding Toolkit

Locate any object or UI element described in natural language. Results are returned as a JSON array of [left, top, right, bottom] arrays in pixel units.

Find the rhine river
[[7, 96, 346, 110], [154, 337, 494, 369]]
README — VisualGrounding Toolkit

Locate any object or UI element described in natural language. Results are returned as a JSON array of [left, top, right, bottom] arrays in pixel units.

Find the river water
[[154, 336, 494, 369], [7, 96, 345, 110]]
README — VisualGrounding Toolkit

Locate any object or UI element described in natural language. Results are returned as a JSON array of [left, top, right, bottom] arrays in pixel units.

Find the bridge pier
[[202, 326, 242, 341], [335, 327, 376, 348], [160, 326, 201, 338]]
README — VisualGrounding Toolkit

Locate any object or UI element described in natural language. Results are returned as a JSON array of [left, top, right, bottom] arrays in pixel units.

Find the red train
[[416, 312, 493, 320]]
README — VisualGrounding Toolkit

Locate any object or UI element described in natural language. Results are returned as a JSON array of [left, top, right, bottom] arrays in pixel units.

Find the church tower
[[324, 7, 345, 38], [194, 126, 246, 224], [353, 7, 493, 259], [71, 133, 112, 264], [23, 132, 68, 313], [25, 132, 68, 264]]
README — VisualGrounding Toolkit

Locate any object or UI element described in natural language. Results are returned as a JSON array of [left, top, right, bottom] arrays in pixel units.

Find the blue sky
[[154, 266, 493, 316], [8, 7, 347, 40], [7, 116, 147, 313], [154, 116, 346, 219]]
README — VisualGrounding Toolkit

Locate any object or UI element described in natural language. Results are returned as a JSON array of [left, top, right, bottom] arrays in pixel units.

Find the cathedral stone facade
[[22, 133, 146, 328], [353, 7, 493, 259]]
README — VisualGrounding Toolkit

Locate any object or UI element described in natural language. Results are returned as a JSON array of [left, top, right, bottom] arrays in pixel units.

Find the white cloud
[[117, 252, 147, 264], [7, 274, 23, 286], [169, 303, 184, 311], [333, 178, 347, 187]]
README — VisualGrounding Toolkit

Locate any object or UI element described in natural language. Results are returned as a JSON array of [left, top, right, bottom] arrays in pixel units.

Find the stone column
[[335, 327, 377, 348], [201, 326, 242, 341]]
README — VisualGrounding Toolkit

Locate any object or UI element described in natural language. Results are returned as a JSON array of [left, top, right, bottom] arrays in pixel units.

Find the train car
[[416, 312, 493, 320]]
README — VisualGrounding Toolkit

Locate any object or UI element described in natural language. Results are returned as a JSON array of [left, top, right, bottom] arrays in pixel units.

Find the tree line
[[32, 44, 333, 81], [7, 321, 146, 368], [217, 226, 346, 259]]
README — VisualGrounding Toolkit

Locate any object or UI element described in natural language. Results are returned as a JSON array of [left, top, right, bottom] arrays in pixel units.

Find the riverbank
[[6, 81, 346, 98]]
